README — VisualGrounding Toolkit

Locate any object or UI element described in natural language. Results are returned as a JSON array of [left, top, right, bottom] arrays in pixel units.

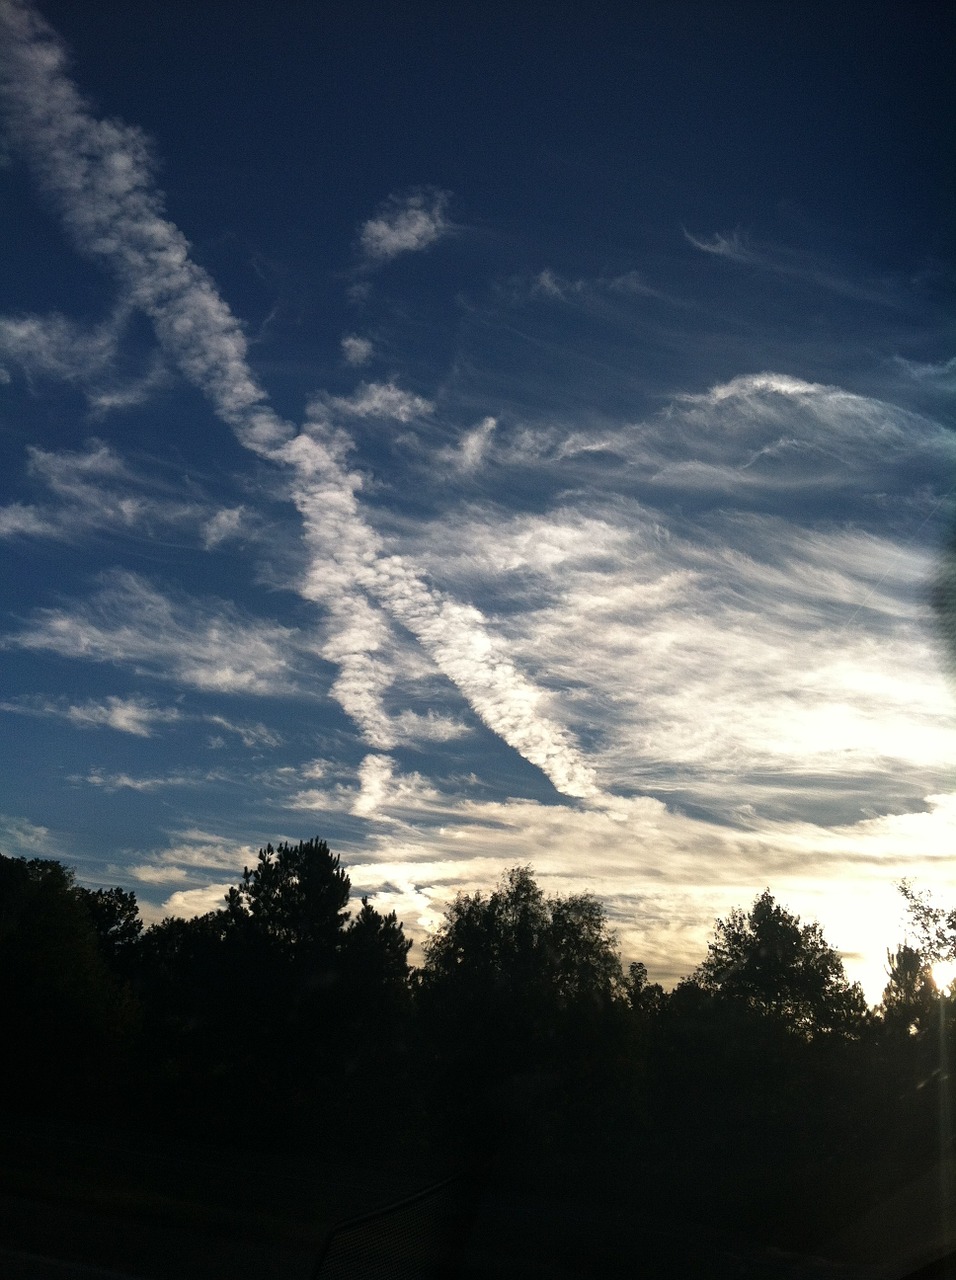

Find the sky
[[0, 0, 953, 999]]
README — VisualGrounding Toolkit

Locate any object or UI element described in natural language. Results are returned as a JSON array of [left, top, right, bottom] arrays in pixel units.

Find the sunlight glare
[[932, 958, 956, 995]]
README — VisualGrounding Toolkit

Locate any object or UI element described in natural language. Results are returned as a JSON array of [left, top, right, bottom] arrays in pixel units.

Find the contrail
[[0, 0, 600, 800]]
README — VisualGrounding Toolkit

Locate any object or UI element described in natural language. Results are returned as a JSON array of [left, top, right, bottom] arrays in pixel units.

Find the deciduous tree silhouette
[[418, 865, 628, 1159], [0, 853, 137, 1105], [693, 888, 867, 1037], [76, 884, 143, 975], [899, 880, 956, 963], [422, 866, 625, 1026]]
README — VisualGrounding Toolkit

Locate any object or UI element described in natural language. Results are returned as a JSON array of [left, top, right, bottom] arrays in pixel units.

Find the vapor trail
[[0, 0, 600, 800]]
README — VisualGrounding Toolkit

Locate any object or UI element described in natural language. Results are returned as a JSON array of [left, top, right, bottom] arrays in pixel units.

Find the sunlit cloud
[[527, 267, 684, 307], [285, 757, 955, 998], [358, 188, 450, 263], [439, 416, 497, 472], [321, 380, 433, 423], [76, 767, 228, 792], [0, 693, 181, 736], [0, 438, 252, 548], [202, 715, 282, 749], [6, 570, 304, 696], [0, 811, 60, 858], [0, 11, 598, 800], [160, 884, 231, 918], [0, 0, 293, 455]]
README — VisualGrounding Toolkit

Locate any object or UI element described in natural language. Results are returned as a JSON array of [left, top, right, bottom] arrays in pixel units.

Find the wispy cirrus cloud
[[76, 767, 226, 793], [5, 570, 304, 697], [0, 437, 250, 547], [0, 7, 599, 800], [682, 227, 902, 306], [4, 0, 953, 1004], [318, 381, 433, 422], [358, 188, 450, 264], [529, 267, 685, 307], [0, 811, 62, 860], [0, 305, 171, 413], [0, 693, 181, 736], [0, 693, 286, 748], [395, 373, 955, 822], [271, 753, 954, 997], [438, 416, 497, 473], [0, 0, 293, 456], [202, 715, 282, 749]]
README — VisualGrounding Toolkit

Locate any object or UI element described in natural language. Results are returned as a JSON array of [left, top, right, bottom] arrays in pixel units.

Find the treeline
[[0, 841, 949, 1257]]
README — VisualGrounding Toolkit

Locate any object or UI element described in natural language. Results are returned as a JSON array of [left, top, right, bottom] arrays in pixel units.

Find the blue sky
[[1, 0, 953, 997]]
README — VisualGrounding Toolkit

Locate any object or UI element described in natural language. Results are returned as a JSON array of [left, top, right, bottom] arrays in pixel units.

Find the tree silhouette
[[0, 853, 137, 1105], [76, 884, 143, 975], [899, 880, 956, 963], [693, 889, 867, 1037], [879, 943, 938, 1037], [223, 837, 350, 959], [422, 865, 625, 1014], [344, 896, 412, 996], [418, 865, 628, 1159]]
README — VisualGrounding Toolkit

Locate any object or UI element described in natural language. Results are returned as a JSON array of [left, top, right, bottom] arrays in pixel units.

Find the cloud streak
[[0, 693, 181, 736], [683, 228, 903, 306], [6, 570, 303, 696], [0, 2, 600, 798], [0, 438, 249, 547]]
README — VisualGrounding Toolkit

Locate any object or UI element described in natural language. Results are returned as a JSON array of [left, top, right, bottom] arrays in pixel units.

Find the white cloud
[[6, 570, 303, 696], [129, 828, 293, 916], [351, 753, 397, 818], [533, 268, 564, 298], [0, 2, 293, 455], [202, 715, 282, 749], [322, 380, 433, 422], [0, 304, 171, 413], [285, 761, 953, 998], [77, 767, 222, 792], [894, 354, 956, 390], [6, 0, 951, 996], [161, 884, 231, 917], [281, 424, 601, 795], [0, 11, 606, 800], [341, 334, 373, 366], [0, 503, 57, 536], [358, 189, 450, 263], [683, 226, 752, 261], [402, 499, 954, 803], [442, 416, 496, 472], [0, 438, 253, 548], [0, 812, 59, 859], [0, 693, 181, 736], [390, 709, 468, 743], [524, 267, 683, 307], [0, 309, 119, 383], [202, 506, 246, 548]]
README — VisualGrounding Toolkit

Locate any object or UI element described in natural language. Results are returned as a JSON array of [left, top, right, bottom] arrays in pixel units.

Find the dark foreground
[[0, 1116, 951, 1280]]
